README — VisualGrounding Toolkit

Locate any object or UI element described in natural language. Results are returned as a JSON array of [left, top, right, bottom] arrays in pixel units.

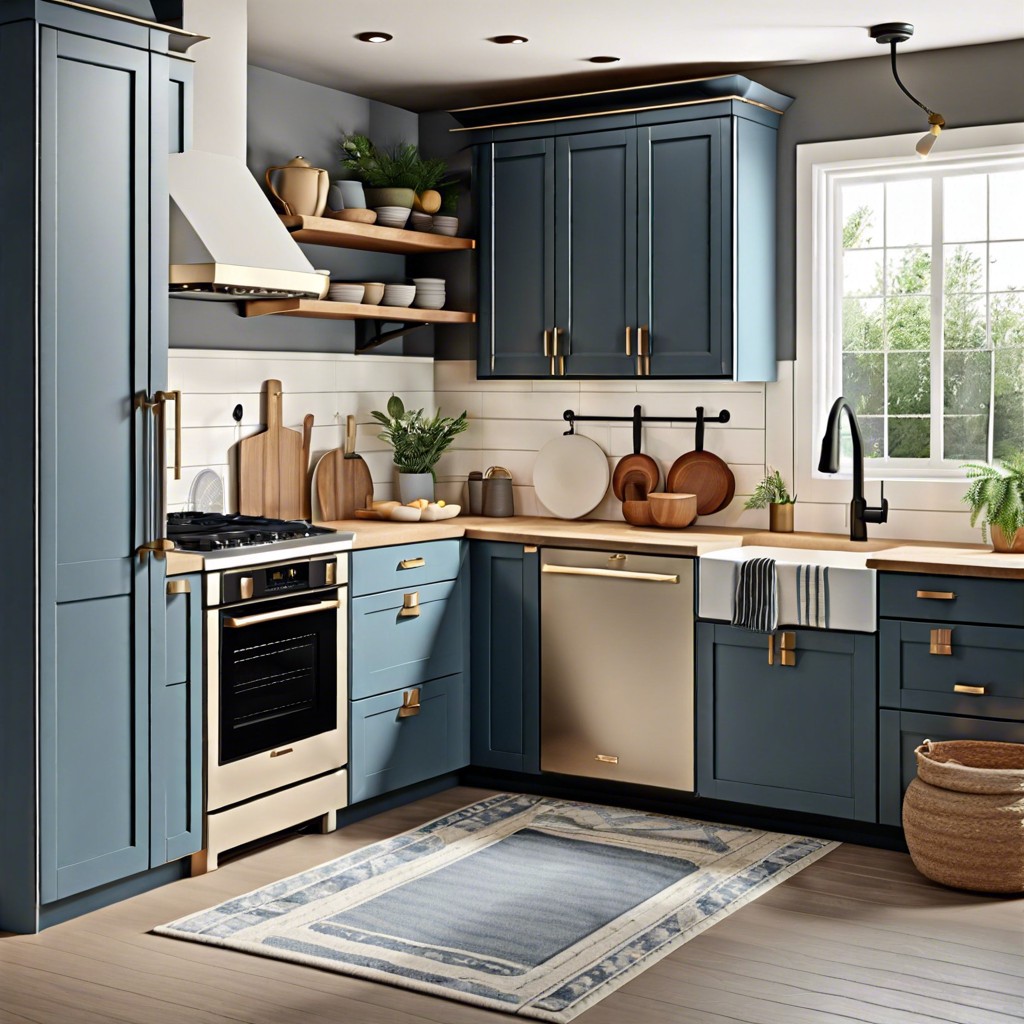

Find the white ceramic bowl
[[409, 212, 433, 232], [328, 283, 365, 303], [431, 215, 458, 236], [374, 205, 412, 229], [412, 277, 445, 286], [382, 283, 416, 307], [360, 281, 385, 305], [413, 292, 445, 309]]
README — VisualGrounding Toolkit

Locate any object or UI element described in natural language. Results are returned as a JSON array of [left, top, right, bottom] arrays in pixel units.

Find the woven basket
[[903, 739, 1024, 894]]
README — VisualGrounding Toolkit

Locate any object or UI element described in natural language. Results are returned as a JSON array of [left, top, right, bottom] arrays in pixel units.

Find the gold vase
[[769, 502, 794, 533]]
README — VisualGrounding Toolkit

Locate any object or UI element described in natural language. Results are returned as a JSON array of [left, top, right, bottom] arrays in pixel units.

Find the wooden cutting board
[[316, 414, 374, 521], [238, 379, 305, 520]]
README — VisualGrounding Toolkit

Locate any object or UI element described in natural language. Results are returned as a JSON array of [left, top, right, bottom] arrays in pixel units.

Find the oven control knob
[[240, 576, 254, 600]]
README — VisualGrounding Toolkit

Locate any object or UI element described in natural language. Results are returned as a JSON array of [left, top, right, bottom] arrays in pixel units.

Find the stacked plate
[[412, 277, 445, 310], [382, 283, 416, 307], [328, 282, 365, 303], [374, 206, 411, 229]]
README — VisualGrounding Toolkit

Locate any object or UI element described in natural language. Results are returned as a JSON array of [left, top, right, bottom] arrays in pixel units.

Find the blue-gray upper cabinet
[[477, 138, 555, 377], [476, 106, 783, 381], [151, 574, 203, 866], [697, 623, 877, 821], [470, 542, 541, 773]]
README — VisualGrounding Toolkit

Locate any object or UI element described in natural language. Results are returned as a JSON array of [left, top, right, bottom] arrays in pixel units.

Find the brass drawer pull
[[954, 684, 986, 695], [166, 578, 191, 595], [917, 590, 956, 600], [625, 325, 632, 356], [269, 747, 293, 758], [398, 688, 421, 718], [524, 545, 538, 554], [595, 754, 619, 764], [400, 592, 421, 617], [399, 557, 425, 569], [930, 628, 953, 656], [767, 634, 774, 666]]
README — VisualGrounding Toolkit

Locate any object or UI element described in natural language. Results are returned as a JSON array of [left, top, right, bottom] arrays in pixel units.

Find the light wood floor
[[2, 786, 1022, 1024]]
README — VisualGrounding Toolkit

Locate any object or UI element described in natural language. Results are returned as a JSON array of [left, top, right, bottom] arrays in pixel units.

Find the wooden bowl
[[328, 208, 377, 224], [647, 491, 697, 529], [622, 499, 656, 527]]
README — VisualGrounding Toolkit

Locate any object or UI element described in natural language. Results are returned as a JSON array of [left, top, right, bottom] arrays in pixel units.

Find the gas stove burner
[[167, 512, 336, 552]]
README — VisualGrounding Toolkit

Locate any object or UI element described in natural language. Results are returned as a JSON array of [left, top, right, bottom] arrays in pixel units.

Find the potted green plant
[[744, 467, 797, 532], [371, 395, 469, 503], [340, 133, 451, 214], [962, 454, 1024, 551]]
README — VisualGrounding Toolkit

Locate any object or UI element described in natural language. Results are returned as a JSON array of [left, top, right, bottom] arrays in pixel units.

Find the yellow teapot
[[265, 156, 329, 217]]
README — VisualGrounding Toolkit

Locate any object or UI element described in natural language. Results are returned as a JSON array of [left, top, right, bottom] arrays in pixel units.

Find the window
[[807, 128, 1024, 480]]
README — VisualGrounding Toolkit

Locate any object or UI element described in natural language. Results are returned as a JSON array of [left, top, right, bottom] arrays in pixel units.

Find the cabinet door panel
[[38, 29, 152, 902], [470, 542, 540, 772], [556, 130, 637, 377], [639, 120, 730, 377], [479, 140, 554, 377], [698, 623, 876, 820], [878, 710, 1024, 826]]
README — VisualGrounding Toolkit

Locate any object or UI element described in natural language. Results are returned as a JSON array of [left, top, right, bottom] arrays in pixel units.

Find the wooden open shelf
[[243, 298, 477, 323], [279, 214, 476, 254]]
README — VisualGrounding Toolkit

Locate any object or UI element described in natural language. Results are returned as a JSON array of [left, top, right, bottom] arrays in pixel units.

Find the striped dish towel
[[732, 557, 778, 632], [778, 563, 831, 628]]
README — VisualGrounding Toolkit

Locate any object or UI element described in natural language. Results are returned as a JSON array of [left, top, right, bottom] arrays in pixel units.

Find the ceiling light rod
[[870, 22, 945, 157]]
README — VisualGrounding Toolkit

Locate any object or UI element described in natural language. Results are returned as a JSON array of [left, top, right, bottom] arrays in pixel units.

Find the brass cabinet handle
[[767, 634, 774, 665], [166, 578, 191, 595], [595, 754, 619, 764], [398, 688, 421, 717], [930, 628, 953, 655], [779, 631, 796, 667], [542, 564, 678, 583], [399, 557, 425, 569], [917, 590, 956, 600], [953, 684, 986, 695], [543, 328, 552, 357], [639, 325, 651, 376], [524, 545, 538, 554], [400, 592, 421, 617], [224, 599, 340, 628], [155, 389, 182, 481], [625, 325, 632, 356], [269, 747, 293, 757]]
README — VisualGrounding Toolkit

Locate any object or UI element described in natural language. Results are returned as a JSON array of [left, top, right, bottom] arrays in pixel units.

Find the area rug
[[155, 794, 837, 1021]]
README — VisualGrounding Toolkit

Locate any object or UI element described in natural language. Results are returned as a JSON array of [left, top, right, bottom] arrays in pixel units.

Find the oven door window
[[219, 591, 338, 764]]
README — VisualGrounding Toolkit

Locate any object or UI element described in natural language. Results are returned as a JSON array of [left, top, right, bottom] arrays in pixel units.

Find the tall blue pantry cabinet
[[0, 1, 200, 933]]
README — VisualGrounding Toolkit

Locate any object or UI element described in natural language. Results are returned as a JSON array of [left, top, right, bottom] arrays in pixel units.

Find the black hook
[[563, 410, 576, 436], [695, 406, 705, 452], [632, 405, 643, 455]]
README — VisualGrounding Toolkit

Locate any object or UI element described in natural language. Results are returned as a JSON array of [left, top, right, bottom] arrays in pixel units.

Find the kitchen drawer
[[350, 540, 462, 597], [351, 579, 463, 699], [880, 619, 1024, 721], [878, 709, 1024, 826], [878, 572, 1024, 627], [349, 673, 469, 804]]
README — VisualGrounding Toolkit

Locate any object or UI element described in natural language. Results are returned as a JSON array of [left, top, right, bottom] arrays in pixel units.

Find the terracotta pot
[[769, 502, 794, 533], [990, 525, 1024, 552]]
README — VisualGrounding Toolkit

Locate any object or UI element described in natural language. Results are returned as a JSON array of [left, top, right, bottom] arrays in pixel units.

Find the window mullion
[[931, 175, 944, 465]]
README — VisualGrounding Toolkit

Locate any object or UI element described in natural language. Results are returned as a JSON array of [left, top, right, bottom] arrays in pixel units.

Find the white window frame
[[794, 124, 1024, 514]]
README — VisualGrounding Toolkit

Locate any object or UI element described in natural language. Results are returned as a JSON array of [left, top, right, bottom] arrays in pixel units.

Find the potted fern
[[962, 454, 1024, 552], [744, 467, 796, 532], [372, 395, 469, 504], [340, 133, 450, 213]]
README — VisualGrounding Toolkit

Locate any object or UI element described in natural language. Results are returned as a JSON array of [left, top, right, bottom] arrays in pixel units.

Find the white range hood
[[169, 148, 327, 300]]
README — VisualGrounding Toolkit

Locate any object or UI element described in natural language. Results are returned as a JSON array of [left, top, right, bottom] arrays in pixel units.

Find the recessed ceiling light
[[355, 31, 393, 44], [490, 35, 529, 45], [586, 55, 621, 63]]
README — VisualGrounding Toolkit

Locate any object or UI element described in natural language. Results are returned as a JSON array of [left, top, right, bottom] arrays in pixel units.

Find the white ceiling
[[246, 0, 1024, 112]]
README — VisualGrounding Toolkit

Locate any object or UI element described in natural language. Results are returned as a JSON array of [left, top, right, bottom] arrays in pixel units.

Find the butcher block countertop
[[316, 515, 1020, 576]]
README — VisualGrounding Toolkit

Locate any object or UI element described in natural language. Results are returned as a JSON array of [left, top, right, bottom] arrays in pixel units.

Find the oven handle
[[223, 599, 341, 629], [542, 565, 679, 584]]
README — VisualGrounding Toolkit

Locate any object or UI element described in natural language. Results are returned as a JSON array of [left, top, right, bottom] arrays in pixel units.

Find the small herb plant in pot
[[340, 133, 451, 213], [744, 467, 797, 532], [962, 453, 1024, 551], [371, 395, 469, 504]]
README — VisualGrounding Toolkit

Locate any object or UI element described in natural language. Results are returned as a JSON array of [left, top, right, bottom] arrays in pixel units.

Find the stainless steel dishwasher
[[540, 549, 694, 791]]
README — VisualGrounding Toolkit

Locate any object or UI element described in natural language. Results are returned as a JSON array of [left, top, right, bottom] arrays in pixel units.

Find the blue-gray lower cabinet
[[349, 674, 469, 804], [348, 541, 470, 803], [697, 623, 877, 821], [878, 710, 1024, 826], [470, 542, 540, 773], [151, 574, 203, 866]]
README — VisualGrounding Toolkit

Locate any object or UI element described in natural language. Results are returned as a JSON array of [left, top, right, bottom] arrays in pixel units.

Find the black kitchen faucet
[[818, 396, 890, 541]]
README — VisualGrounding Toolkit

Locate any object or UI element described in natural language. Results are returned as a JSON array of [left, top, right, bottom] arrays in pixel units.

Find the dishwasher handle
[[542, 564, 679, 584]]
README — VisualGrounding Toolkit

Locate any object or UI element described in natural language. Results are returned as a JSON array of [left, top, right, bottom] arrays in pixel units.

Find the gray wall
[[171, 66, 427, 353], [421, 39, 1024, 361]]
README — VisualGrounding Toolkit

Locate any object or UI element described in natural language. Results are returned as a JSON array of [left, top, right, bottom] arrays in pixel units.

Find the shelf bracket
[[354, 319, 431, 353]]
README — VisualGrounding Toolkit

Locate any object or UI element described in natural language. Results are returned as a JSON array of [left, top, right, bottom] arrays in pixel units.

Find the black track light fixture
[[870, 23, 946, 158]]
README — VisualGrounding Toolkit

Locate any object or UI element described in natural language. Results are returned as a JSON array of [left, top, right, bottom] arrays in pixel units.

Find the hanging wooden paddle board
[[237, 379, 305, 520]]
